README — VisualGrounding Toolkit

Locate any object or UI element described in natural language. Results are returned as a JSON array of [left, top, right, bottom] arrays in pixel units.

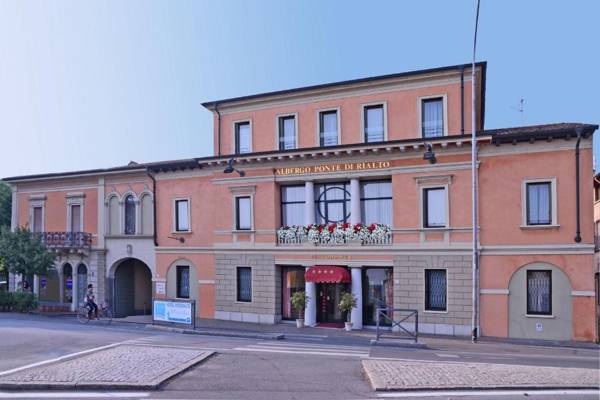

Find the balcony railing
[[276, 223, 392, 246], [40, 232, 92, 251], [277, 235, 392, 246]]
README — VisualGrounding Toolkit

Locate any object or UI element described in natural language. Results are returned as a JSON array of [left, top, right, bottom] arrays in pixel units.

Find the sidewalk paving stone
[[362, 359, 600, 391], [0, 344, 214, 390]]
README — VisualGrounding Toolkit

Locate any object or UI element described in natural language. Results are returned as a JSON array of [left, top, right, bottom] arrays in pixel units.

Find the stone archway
[[111, 258, 152, 318]]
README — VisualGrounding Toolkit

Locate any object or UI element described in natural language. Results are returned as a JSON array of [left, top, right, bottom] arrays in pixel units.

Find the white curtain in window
[[527, 271, 551, 314], [281, 186, 305, 226], [280, 117, 296, 150], [321, 112, 338, 146], [237, 123, 251, 153], [423, 99, 443, 138], [237, 197, 251, 229], [360, 181, 392, 225], [426, 188, 446, 227], [528, 183, 550, 224], [365, 106, 384, 142], [70, 205, 81, 232], [176, 200, 189, 231]]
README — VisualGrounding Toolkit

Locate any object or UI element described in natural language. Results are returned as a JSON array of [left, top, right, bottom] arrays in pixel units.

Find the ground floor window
[[281, 266, 305, 320], [237, 267, 252, 302], [425, 269, 447, 311], [527, 270, 552, 315], [176, 265, 190, 298], [362, 267, 394, 325]]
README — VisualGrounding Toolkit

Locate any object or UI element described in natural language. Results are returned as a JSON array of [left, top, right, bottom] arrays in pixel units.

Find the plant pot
[[296, 318, 304, 328], [344, 322, 353, 331]]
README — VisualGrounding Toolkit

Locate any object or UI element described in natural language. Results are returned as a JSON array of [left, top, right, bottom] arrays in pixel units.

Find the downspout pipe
[[574, 128, 583, 243], [147, 170, 158, 247], [215, 102, 222, 157]]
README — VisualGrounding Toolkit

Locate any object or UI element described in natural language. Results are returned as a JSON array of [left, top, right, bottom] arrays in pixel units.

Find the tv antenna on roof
[[510, 98, 524, 124]]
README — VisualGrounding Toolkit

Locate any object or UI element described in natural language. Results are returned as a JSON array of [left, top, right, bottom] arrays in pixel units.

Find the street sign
[[152, 299, 195, 328]]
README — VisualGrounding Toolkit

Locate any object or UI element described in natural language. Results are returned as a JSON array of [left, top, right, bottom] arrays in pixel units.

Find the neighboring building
[[593, 173, 600, 342], [4, 62, 599, 342]]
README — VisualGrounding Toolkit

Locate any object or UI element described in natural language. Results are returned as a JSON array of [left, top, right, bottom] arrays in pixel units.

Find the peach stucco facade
[[6, 62, 599, 342]]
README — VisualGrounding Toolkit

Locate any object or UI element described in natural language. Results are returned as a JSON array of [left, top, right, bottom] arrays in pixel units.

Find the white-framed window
[[280, 185, 305, 226], [362, 102, 386, 143], [277, 114, 297, 150], [234, 120, 252, 154], [69, 204, 82, 232], [423, 187, 447, 228], [66, 193, 85, 233], [526, 270, 552, 315], [32, 205, 44, 233], [418, 94, 448, 138], [360, 180, 392, 225], [236, 266, 252, 302], [174, 198, 190, 232], [318, 108, 340, 147], [235, 196, 252, 231], [424, 269, 447, 312], [521, 178, 557, 227]]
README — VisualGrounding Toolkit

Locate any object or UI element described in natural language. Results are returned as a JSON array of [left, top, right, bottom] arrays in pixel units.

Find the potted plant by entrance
[[338, 292, 357, 332], [290, 291, 309, 328]]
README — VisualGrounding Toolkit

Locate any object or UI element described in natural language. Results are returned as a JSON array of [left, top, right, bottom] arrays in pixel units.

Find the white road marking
[[376, 389, 600, 398], [434, 353, 460, 358], [234, 341, 370, 357], [235, 347, 369, 357], [0, 392, 150, 398], [0, 336, 155, 377], [261, 341, 371, 351]]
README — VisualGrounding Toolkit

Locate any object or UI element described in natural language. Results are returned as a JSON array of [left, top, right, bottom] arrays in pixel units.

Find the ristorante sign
[[275, 160, 391, 176]]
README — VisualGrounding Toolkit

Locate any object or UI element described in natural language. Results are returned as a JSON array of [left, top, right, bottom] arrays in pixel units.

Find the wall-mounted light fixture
[[224, 158, 246, 177], [423, 143, 437, 164], [167, 236, 185, 243]]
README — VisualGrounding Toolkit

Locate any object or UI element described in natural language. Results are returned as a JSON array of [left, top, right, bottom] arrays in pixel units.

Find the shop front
[[305, 265, 351, 327]]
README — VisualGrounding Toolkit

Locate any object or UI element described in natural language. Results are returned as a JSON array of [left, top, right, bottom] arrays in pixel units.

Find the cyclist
[[85, 283, 98, 319]]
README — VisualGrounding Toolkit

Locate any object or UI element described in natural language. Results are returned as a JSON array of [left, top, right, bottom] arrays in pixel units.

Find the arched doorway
[[113, 258, 152, 318], [76, 264, 88, 306]]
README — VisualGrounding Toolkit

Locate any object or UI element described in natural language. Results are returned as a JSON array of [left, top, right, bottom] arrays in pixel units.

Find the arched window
[[124, 195, 136, 235], [108, 196, 119, 235], [140, 194, 153, 235]]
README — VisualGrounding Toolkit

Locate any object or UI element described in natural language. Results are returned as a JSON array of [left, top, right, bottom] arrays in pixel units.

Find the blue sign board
[[153, 300, 194, 326]]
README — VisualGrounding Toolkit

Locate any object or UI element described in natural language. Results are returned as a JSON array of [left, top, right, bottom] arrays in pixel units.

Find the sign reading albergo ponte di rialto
[[274, 160, 391, 176]]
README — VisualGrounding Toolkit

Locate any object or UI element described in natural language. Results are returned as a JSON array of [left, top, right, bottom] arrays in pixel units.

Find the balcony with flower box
[[276, 223, 392, 246], [40, 232, 92, 253]]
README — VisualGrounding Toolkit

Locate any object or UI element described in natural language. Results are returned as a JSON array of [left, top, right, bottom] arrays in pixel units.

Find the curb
[[370, 339, 427, 349], [145, 324, 285, 340], [0, 351, 215, 391]]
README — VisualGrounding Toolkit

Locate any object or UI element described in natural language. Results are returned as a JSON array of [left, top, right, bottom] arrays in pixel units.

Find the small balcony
[[276, 223, 392, 246], [40, 232, 92, 252]]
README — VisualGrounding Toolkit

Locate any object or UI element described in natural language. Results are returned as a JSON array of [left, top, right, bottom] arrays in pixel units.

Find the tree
[[0, 181, 11, 229], [0, 227, 56, 279]]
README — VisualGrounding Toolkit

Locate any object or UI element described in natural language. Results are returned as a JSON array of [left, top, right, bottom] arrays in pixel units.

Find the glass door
[[317, 283, 348, 324]]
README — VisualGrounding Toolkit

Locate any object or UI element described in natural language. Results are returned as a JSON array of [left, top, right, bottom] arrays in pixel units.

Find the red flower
[[343, 223, 349, 229], [354, 223, 362, 232], [318, 225, 323, 233], [328, 224, 335, 233], [307, 224, 313, 230], [368, 223, 376, 232]]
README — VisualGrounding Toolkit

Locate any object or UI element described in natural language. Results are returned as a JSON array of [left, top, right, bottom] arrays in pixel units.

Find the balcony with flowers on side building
[[40, 231, 92, 254], [277, 223, 392, 246]]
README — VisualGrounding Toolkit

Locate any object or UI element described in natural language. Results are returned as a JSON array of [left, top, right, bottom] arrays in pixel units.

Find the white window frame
[[66, 192, 85, 233], [360, 101, 387, 143], [521, 177, 558, 228], [232, 119, 252, 154], [233, 194, 254, 232], [419, 185, 450, 229], [172, 197, 191, 233], [235, 266, 253, 303], [316, 107, 341, 147], [423, 268, 449, 314], [417, 94, 448, 138], [275, 112, 299, 150], [29, 196, 46, 233]]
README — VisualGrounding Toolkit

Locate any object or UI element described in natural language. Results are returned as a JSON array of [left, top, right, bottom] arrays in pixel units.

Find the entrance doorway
[[113, 258, 152, 318], [317, 283, 348, 325]]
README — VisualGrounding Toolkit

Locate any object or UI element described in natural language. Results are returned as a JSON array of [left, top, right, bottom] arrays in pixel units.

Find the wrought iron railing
[[374, 307, 419, 343], [39, 232, 92, 250], [277, 235, 392, 246]]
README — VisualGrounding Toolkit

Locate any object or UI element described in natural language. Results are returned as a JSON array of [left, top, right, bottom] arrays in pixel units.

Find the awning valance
[[305, 266, 351, 283]]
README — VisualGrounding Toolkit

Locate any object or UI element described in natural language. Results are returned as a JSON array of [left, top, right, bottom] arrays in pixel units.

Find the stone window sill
[[525, 314, 555, 319], [519, 224, 560, 230]]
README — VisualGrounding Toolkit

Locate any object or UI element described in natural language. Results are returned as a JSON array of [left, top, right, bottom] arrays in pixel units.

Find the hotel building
[[5, 62, 599, 342]]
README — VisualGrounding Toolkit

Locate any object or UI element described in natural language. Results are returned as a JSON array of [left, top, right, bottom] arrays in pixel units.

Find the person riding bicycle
[[85, 283, 98, 319]]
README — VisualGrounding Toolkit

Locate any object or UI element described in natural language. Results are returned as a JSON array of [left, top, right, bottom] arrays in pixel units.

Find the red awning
[[305, 266, 351, 283]]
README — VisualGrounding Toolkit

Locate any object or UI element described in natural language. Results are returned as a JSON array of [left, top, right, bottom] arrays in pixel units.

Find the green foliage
[[0, 226, 56, 277], [338, 292, 357, 323], [290, 291, 309, 319], [0, 181, 10, 229], [0, 291, 37, 312]]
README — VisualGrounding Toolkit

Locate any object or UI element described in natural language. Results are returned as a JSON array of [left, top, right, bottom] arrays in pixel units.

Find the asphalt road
[[0, 314, 597, 400]]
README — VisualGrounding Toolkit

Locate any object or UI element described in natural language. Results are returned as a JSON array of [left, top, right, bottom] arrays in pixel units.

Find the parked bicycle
[[77, 301, 113, 324]]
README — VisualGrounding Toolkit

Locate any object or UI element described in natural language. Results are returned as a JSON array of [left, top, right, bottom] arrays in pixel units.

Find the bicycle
[[77, 301, 113, 324]]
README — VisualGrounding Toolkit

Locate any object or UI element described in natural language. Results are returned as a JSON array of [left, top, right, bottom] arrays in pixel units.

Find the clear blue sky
[[0, 0, 598, 178]]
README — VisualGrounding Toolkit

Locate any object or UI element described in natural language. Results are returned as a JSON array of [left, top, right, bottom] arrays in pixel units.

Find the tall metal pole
[[471, 0, 481, 343]]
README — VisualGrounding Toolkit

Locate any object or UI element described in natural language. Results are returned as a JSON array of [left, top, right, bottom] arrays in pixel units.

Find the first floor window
[[423, 187, 446, 228], [176, 265, 190, 298], [315, 182, 351, 224], [527, 270, 552, 315], [235, 196, 252, 230], [425, 269, 447, 311], [422, 97, 444, 138], [124, 195, 136, 234], [70, 204, 81, 232], [364, 104, 384, 142], [360, 180, 392, 225], [281, 185, 305, 226], [32, 206, 43, 233], [235, 121, 251, 154], [526, 182, 551, 225], [175, 199, 190, 231], [279, 115, 296, 150], [319, 110, 338, 146], [237, 267, 252, 302]]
